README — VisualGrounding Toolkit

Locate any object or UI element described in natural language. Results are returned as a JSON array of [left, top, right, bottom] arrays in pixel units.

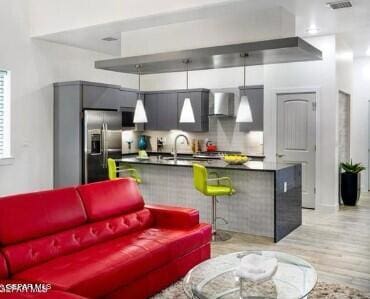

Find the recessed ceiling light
[[306, 26, 321, 35], [102, 37, 118, 42]]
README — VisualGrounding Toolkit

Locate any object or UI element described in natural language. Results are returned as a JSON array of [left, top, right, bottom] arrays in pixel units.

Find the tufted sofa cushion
[[2, 209, 153, 275], [13, 224, 211, 298], [77, 178, 144, 221], [14, 231, 169, 298], [0, 188, 87, 245]]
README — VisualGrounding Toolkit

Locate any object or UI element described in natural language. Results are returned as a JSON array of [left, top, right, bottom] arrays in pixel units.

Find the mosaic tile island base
[[116, 156, 302, 242]]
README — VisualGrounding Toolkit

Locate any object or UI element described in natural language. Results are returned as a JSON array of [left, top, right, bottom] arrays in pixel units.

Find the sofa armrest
[[146, 204, 199, 229]]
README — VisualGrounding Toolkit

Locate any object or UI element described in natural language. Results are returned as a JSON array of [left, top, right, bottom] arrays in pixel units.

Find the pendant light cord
[[183, 59, 191, 95], [136, 64, 142, 99], [243, 56, 246, 89], [186, 62, 189, 90], [241, 53, 248, 94]]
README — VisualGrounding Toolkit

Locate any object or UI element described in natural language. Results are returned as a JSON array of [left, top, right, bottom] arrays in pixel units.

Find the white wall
[[0, 0, 135, 196], [336, 37, 353, 95], [264, 35, 338, 211], [352, 57, 370, 191]]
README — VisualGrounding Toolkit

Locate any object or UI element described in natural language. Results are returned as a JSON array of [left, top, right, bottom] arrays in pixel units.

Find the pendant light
[[133, 64, 148, 123], [179, 59, 195, 123], [236, 53, 253, 123]]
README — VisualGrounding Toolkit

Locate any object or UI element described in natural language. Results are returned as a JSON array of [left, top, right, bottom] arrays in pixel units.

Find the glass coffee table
[[183, 251, 317, 299]]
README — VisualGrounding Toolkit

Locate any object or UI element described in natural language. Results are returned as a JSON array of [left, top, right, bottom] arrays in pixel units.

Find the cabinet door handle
[[277, 153, 285, 158]]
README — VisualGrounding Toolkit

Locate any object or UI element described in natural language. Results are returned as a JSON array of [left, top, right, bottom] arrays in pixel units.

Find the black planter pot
[[340, 172, 361, 206]]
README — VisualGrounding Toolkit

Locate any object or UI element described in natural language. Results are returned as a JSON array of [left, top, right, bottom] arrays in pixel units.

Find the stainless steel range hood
[[209, 92, 234, 117], [95, 37, 322, 74]]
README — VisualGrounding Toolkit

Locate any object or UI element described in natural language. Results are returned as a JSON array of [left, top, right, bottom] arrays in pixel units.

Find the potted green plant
[[340, 160, 365, 206]]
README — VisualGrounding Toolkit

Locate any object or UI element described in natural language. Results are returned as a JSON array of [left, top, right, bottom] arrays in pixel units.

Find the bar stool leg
[[212, 195, 217, 235], [211, 195, 232, 242]]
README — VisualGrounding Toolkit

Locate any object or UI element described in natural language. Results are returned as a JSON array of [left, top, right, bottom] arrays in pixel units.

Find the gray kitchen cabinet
[[54, 83, 83, 188], [239, 85, 264, 132], [120, 89, 138, 108], [143, 88, 209, 131], [144, 93, 158, 130], [83, 84, 122, 110], [82, 82, 137, 110], [53, 80, 141, 188], [144, 92, 178, 131], [178, 90, 209, 132], [157, 92, 178, 130]]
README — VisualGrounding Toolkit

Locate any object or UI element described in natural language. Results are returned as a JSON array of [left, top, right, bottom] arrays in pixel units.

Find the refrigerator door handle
[[103, 122, 108, 169], [101, 123, 105, 168]]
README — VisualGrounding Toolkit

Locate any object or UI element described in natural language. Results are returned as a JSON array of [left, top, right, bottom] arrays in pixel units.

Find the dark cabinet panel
[[239, 86, 264, 132], [144, 92, 178, 131], [157, 92, 178, 130], [144, 93, 158, 130], [82, 85, 122, 110], [83, 84, 138, 110], [178, 91, 209, 132], [120, 90, 138, 108]]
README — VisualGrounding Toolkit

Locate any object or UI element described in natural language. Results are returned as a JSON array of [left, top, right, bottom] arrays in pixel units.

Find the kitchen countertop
[[121, 151, 266, 159], [115, 156, 296, 172]]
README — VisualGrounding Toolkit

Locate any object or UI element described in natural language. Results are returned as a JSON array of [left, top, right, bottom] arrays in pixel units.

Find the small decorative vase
[[138, 135, 148, 150]]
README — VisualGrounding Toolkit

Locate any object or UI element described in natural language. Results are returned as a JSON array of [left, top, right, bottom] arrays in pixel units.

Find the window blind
[[0, 70, 7, 158]]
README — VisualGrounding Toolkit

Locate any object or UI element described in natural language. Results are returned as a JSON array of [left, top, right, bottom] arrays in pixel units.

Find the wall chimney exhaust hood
[[209, 92, 234, 117], [95, 37, 322, 74]]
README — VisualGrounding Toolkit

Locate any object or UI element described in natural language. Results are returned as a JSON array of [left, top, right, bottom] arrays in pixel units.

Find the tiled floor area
[[212, 194, 370, 293]]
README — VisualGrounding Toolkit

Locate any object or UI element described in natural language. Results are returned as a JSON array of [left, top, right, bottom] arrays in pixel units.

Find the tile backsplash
[[122, 117, 263, 154]]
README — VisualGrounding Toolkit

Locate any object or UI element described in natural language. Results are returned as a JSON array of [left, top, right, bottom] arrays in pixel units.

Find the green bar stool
[[193, 163, 235, 241], [107, 158, 142, 184]]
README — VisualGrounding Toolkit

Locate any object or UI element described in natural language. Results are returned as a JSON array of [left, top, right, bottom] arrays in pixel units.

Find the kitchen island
[[116, 156, 302, 242]]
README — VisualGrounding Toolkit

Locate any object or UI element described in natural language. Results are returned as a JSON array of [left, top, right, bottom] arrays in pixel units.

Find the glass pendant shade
[[133, 99, 148, 123], [179, 97, 195, 123], [236, 95, 253, 123]]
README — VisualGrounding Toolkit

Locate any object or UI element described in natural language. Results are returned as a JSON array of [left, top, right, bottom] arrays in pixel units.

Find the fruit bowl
[[222, 154, 248, 165]]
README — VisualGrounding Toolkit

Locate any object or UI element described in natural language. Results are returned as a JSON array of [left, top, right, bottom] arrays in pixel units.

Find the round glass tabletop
[[183, 251, 317, 299]]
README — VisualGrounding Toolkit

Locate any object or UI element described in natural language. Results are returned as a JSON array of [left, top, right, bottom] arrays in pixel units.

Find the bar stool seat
[[206, 184, 235, 196], [107, 158, 142, 184], [193, 163, 235, 241]]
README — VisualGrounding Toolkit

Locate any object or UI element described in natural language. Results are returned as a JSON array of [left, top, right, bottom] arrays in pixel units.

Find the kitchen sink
[[162, 156, 209, 162]]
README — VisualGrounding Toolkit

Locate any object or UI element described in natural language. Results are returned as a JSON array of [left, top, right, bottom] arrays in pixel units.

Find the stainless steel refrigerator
[[84, 110, 122, 183]]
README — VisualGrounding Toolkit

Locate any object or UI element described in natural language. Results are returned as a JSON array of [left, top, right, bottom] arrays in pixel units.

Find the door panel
[[83, 85, 122, 110], [277, 93, 316, 208], [144, 93, 158, 130], [283, 100, 308, 150], [157, 92, 178, 130]]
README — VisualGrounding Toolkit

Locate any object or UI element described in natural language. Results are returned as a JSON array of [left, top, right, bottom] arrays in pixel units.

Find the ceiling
[[32, 0, 370, 58]]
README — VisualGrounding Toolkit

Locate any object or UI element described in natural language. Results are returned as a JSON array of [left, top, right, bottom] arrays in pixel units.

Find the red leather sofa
[[0, 178, 211, 298]]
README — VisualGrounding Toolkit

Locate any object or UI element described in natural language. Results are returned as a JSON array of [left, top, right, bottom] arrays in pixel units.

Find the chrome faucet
[[173, 134, 190, 162]]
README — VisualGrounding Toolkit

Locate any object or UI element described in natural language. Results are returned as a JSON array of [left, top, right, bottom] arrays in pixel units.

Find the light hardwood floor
[[212, 193, 370, 293]]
